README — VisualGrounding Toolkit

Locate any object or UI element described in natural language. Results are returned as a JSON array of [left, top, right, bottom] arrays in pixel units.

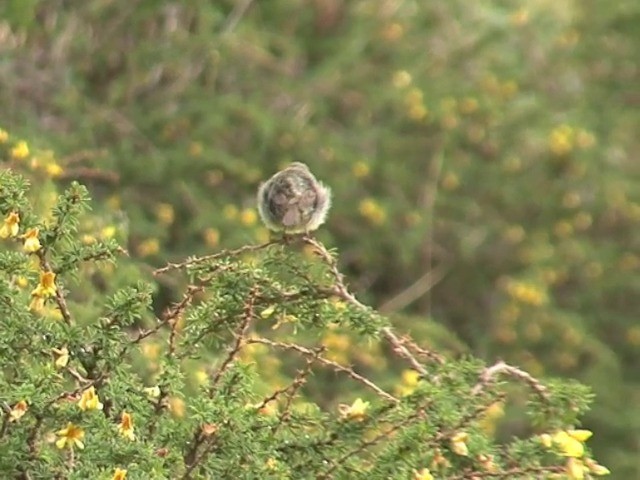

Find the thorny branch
[[248, 337, 398, 403], [472, 360, 550, 402], [302, 236, 434, 376], [153, 241, 278, 275]]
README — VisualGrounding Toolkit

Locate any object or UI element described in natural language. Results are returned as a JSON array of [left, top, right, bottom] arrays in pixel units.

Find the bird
[[257, 162, 331, 235]]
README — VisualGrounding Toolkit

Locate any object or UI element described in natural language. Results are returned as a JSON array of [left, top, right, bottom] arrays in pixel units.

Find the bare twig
[[472, 361, 549, 402], [378, 261, 449, 314], [221, 0, 255, 36]]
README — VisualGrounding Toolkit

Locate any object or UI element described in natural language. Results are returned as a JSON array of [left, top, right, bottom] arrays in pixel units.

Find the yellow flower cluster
[[78, 386, 104, 411], [504, 279, 547, 306], [548, 125, 596, 156], [540, 429, 610, 479], [339, 398, 369, 422], [450, 431, 469, 456]]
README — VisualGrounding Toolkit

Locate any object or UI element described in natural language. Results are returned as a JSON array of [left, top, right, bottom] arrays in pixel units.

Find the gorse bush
[[1, 140, 609, 479]]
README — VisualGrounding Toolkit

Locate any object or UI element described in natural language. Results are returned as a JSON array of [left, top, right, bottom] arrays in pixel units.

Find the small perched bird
[[257, 162, 331, 235]]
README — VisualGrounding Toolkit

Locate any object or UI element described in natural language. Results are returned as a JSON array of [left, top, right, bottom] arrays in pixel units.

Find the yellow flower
[[9, 400, 28, 422], [413, 468, 433, 480], [52, 347, 69, 368], [55, 422, 85, 449], [203, 227, 220, 247], [540, 433, 553, 448], [29, 296, 45, 312], [352, 161, 370, 178], [23, 228, 41, 253], [11, 140, 29, 159], [0, 128, 8, 143], [45, 163, 64, 177], [31, 271, 57, 297], [430, 448, 451, 470], [549, 125, 574, 156], [392, 70, 412, 88], [358, 198, 386, 226], [451, 431, 469, 456], [118, 411, 135, 440], [78, 386, 104, 411], [112, 468, 128, 480], [0, 212, 20, 238], [566, 457, 586, 480], [567, 429, 593, 442], [143, 386, 161, 399], [552, 430, 585, 457], [137, 238, 160, 257], [584, 458, 610, 476], [169, 397, 186, 418], [240, 208, 258, 226], [155, 203, 175, 225], [339, 398, 369, 422]]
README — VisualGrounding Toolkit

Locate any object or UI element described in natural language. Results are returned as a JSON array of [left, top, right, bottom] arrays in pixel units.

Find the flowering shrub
[[0, 144, 608, 478]]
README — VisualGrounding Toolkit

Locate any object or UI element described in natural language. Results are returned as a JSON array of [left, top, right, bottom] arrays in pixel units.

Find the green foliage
[[0, 166, 605, 478]]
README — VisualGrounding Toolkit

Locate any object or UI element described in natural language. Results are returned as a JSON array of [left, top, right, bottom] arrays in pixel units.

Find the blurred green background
[[1, 0, 638, 476]]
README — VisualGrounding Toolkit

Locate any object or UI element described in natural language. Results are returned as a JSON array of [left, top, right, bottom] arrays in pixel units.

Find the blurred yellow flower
[[101, 225, 117, 239], [188, 141, 203, 157], [576, 129, 596, 149], [137, 238, 160, 257], [0, 128, 8, 143], [584, 458, 610, 476], [339, 398, 369, 422], [441, 172, 460, 191], [352, 161, 370, 178], [112, 468, 128, 480], [223, 204, 238, 220], [505, 280, 547, 306], [240, 208, 257, 226], [141, 342, 160, 360], [552, 430, 590, 457], [169, 396, 186, 418], [567, 457, 586, 480], [451, 431, 469, 456], [53, 347, 69, 368], [23, 228, 41, 253], [0, 212, 20, 238], [408, 104, 428, 121], [413, 468, 433, 480], [11, 140, 29, 159], [203, 227, 220, 247], [549, 125, 574, 156], [459, 97, 479, 114], [56, 422, 85, 449], [9, 400, 28, 422], [45, 162, 64, 177], [155, 203, 175, 225], [381, 22, 404, 42], [118, 411, 135, 440], [144, 386, 161, 399], [78, 386, 103, 411], [392, 70, 412, 88], [510, 8, 529, 26], [358, 198, 386, 225]]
